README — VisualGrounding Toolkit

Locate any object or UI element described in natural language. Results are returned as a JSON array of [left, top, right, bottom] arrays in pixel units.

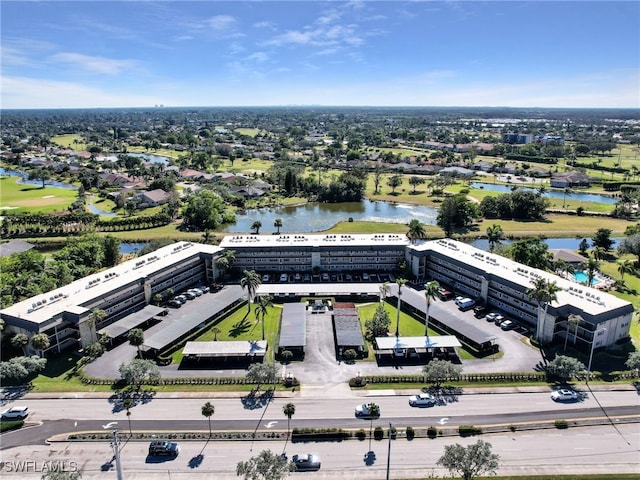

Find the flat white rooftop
[[376, 335, 462, 350], [220, 233, 409, 248], [412, 239, 631, 316], [182, 340, 267, 357], [1, 242, 222, 325], [256, 283, 381, 296]]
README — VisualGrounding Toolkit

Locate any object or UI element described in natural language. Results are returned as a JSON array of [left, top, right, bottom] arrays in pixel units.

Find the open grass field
[[0, 177, 77, 214], [51, 134, 86, 150], [234, 127, 261, 137]]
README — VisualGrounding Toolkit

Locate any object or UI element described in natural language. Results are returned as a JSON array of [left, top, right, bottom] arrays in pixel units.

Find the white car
[[551, 388, 579, 402], [1, 406, 30, 419], [408, 393, 436, 407], [354, 403, 380, 418]]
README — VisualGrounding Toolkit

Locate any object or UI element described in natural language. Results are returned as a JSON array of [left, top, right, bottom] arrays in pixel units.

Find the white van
[[457, 298, 476, 311]]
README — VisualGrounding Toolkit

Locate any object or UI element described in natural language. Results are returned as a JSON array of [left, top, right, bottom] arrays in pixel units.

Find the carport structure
[[333, 302, 365, 358], [98, 305, 167, 340], [182, 340, 267, 359], [278, 303, 306, 356], [375, 335, 461, 359]]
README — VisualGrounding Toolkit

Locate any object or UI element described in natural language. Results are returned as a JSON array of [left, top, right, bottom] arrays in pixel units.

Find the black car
[[473, 305, 488, 318], [291, 454, 321, 471], [148, 441, 180, 457]]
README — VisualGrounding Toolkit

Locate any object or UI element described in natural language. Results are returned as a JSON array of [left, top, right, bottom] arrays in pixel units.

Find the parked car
[[457, 298, 476, 311], [279, 273, 288, 282], [294, 273, 301, 282], [345, 273, 353, 282], [1, 406, 30, 419], [437, 287, 455, 301], [197, 285, 210, 293], [183, 291, 196, 300], [303, 273, 311, 282], [362, 272, 370, 281], [355, 403, 380, 418], [167, 299, 182, 308], [173, 295, 187, 304], [408, 393, 436, 407], [551, 388, 579, 402], [262, 274, 270, 282], [321, 273, 330, 281], [188, 288, 202, 297], [148, 441, 180, 457], [485, 312, 503, 323], [291, 454, 321, 471], [500, 319, 516, 330], [473, 305, 488, 318]]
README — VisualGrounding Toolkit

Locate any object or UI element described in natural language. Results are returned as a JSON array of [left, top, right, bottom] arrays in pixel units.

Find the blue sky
[[1, 1, 639, 109]]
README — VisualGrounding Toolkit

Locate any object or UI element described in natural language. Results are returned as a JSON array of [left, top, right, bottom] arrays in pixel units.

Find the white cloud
[[48, 53, 138, 75], [246, 52, 269, 63], [0, 76, 159, 109], [207, 15, 236, 31]]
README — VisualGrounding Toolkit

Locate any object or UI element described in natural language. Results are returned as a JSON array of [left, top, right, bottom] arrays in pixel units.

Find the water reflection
[[470, 182, 616, 204]]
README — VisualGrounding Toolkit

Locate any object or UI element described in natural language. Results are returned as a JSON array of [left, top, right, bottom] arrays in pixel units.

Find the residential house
[[551, 171, 591, 188]]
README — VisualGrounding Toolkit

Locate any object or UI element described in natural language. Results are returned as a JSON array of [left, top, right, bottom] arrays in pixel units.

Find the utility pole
[[386, 423, 393, 480], [103, 422, 124, 480]]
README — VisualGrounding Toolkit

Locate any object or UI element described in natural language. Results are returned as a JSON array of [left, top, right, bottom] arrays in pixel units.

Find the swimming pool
[[573, 271, 600, 285]]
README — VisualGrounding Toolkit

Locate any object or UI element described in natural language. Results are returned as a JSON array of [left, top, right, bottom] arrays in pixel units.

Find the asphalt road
[[2, 424, 639, 479]]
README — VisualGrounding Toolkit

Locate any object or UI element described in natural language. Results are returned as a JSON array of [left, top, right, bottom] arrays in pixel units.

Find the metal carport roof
[[99, 305, 167, 339]]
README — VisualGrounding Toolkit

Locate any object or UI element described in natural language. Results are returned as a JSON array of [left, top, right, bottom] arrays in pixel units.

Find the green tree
[[10, 333, 29, 355], [364, 304, 391, 341], [216, 249, 236, 279], [30, 333, 50, 356], [527, 278, 561, 342], [584, 256, 600, 287], [236, 449, 290, 480], [437, 439, 500, 480], [486, 224, 504, 253], [28, 167, 51, 188], [41, 469, 83, 480], [0, 355, 47, 382], [123, 398, 133, 436], [406, 219, 426, 245], [241, 269, 262, 314], [618, 233, 640, 264], [547, 355, 585, 381], [128, 328, 144, 359], [509, 237, 550, 270], [408, 175, 425, 193], [617, 258, 635, 281], [437, 194, 477, 237], [201, 401, 215, 437], [118, 359, 160, 392], [395, 278, 407, 337], [379, 282, 390, 304], [578, 238, 590, 254], [424, 281, 440, 339], [564, 314, 582, 351], [282, 402, 295, 440], [251, 221, 262, 234], [274, 218, 283, 234], [422, 359, 463, 389], [246, 362, 278, 391], [254, 295, 273, 341], [625, 351, 640, 374], [592, 228, 614, 252], [182, 189, 230, 231], [387, 174, 403, 194]]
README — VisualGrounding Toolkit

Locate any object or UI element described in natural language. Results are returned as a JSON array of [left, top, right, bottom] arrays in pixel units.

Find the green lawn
[[51, 134, 86, 150], [170, 304, 283, 364], [0, 176, 78, 214]]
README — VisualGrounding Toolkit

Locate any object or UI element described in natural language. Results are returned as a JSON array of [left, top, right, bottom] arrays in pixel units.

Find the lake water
[[220, 199, 439, 233], [469, 237, 620, 251], [127, 153, 169, 165], [0, 167, 77, 190], [470, 182, 617, 204]]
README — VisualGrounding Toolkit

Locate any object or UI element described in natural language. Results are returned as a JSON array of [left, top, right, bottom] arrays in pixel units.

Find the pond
[[470, 182, 617, 205], [469, 237, 621, 251], [127, 153, 170, 165], [220, 199, 439, 233], [0, 167, 77, 190]]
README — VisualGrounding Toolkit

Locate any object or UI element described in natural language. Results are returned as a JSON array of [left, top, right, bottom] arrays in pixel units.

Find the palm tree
[[123, 398, 133, 436], [215, 249, 236, 280], [211, 327, 221, 341], [424, 281, 440, 341], [406, 219, 426, 245], [201, 401, 215, 437], [379, 282, 390, 304], [254, 295, 273, 341], [274, 218, 283, 235], [251, 220, 262, 234], [591, 246, 607, 261], [128, 328, 144, 359], [10, 333, 29, 355], [395, 278, 407, 337], [564, 313, 582, 351], [240, 269, 262, 314], [282, 402, 295, 441], [617, 258, 635, 281], [585, 256, 600, 287], [562, 187, 573, 209], [526, 278, 561, 343], [30, 333, 50, 357], [367, 402, 380, 452], [486, 224, 504, 253], [86, 308, 107, 345]]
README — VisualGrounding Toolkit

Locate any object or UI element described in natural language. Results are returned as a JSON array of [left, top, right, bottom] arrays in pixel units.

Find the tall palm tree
[[562, 187, 573, 209], [251, 221, 262, 234], [617, 258, 635, 281], [526, 278, 561, 343], [215, 249, 236, 280], [282, 402, 295, 441], [486, 224, 504, 253], [591, 246, 607, 261], [274, 218, 283, 235], [379, 282, 390, 304], [240, 269, 262, 314], [201, 401, 215, 437], [585, 256, 600, 287], [406, 219, 426, 245], [564, 313, 582, 351], [395, 278, 407, 337], [254, 295, 273, 341], [123, 398, 133, 436], [424, 281, 440, 341]]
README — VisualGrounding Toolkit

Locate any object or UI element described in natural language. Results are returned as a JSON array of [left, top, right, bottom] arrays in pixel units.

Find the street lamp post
[[103, 422, 124, 480], [385, 422, 393, 480], [586, 327, 606, 384]]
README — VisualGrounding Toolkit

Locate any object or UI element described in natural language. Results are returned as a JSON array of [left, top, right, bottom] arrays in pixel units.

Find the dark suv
[[148, 441, 180, 457], [473, 305, 488, 318]]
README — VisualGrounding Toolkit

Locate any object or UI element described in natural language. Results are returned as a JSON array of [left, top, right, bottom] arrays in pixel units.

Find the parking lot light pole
[[386, 422, 393, 480]]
